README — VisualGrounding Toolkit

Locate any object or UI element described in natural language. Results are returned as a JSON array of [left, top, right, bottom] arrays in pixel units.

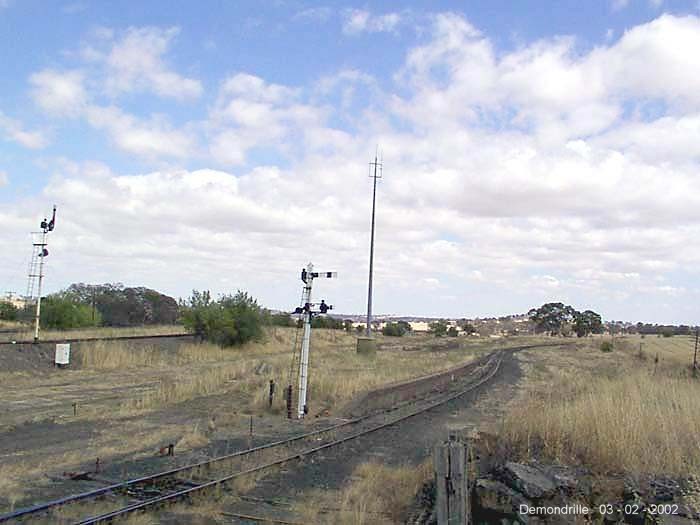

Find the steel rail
[[75, 353, 503, 524], [0, 333, 193, 347]]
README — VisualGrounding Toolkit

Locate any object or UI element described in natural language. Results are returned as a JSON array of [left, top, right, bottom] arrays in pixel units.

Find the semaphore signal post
[[289, 262, 337, 419], [26, 205, 57, 343]]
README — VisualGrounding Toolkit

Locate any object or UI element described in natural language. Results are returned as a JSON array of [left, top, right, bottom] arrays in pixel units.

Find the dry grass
[[116, 328, 494, 415], [501, 337, 700, 476], [175, 423, 210, 450], [78, 340, 232, 369], [292, 460, 432, 524]]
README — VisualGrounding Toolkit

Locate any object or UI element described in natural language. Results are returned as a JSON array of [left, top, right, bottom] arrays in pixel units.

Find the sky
[[1, 0, 699, 324]]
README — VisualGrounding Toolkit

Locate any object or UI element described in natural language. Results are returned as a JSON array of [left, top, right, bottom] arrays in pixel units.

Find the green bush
[[447, 326, 459, 337], [0, 301, 18, 321], [382, 322, 407, 337], [311, 316, 344, 329], [181, 290, 264, 347], [600, 341, 614, 353], [429, 321, 448, 337], [40, 294, 101, 330], [266, 312, 294, 327]]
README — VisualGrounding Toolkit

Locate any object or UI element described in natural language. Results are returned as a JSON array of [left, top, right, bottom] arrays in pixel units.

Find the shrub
[[447, 326, 459, 337], [181, 290, 265, 347], [600, 341, 614, 353], [429, 321, 448, 336], [0, 301, 18, 321], [40, 294, 101, 330], [266, 312, 293, 327], [382, 322, 407, 337]]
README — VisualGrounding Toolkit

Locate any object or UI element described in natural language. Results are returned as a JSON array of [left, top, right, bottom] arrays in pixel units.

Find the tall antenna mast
[[366, 150, 382, 337], [27, 205, 57, 342]]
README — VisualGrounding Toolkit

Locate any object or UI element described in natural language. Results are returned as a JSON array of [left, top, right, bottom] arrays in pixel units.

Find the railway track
[[0, 345, 526, 524], [0, 333, 193, 347]]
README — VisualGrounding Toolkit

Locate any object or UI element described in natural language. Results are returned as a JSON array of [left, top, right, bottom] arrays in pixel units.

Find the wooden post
[[434, 435, 470, 524]]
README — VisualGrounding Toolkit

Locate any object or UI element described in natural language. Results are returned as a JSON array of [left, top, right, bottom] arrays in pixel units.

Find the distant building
[[409, 321, 430, 332], [2, 292, 27, 309]]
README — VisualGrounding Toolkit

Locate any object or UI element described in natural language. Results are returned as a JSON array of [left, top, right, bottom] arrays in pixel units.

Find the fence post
[[434, 434, 470, 524]]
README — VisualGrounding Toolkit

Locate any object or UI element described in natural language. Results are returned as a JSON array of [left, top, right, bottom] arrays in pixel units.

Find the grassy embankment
[[501, 334, 700, 476]]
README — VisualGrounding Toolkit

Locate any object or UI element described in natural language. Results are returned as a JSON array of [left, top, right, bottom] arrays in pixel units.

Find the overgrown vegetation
[[381, 321, 411, 337], [501, 336, 700, 476], [180, 289, 265, 347], [39, 294, 101, 330], [429, 320, 448, 336], [0, 301, 18, 321]]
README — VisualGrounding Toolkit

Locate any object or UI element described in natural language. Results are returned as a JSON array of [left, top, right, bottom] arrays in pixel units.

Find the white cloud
[[342, 9, 402, 34], [29, 69, 87, 117], [611, 0, 630, 11], [0, 111, 49, 149], [208, 73, 328, 165], [84, 105, 195, 159], [294, 7, 333, 22], [103, 26, 202, 99], [0, 171, 7, 186]]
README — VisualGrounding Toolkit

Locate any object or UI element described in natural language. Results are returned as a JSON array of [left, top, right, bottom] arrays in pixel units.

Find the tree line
[[528, 302, 603, 337]]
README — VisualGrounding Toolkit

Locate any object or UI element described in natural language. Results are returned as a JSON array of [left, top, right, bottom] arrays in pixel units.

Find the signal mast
[[288, 262, 337, 419], [26, 205, 57, 342]]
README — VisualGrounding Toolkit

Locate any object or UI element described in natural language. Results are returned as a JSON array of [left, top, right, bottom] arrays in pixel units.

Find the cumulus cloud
[[342, 8, 403, 34], [0, 111, 49, 148], [29, 69, 88, 117], [208, 73, 329, 165], [84, 105, 195, 159], [103, 26, 202, 99]]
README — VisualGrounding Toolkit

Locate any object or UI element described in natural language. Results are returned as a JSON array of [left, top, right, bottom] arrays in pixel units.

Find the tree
[[343, 319, 354, 333], [355, 324, 365, 334], [528, 303, 576, 335], [447, 326, 459, 337], [429, 320, 448, 336], [0, 301, 18, 321], [573, 310, 603, 337], [65, 283, 179, 326]]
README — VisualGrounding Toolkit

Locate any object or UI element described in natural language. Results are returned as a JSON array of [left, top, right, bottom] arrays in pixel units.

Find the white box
[[55, 343, 71, 365]]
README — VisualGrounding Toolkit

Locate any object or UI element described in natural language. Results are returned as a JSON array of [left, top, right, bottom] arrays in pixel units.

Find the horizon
[[1, 1, 699, 325]]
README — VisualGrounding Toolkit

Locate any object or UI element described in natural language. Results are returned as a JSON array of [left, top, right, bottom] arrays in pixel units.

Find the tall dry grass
[[502, 362, 700, 476]]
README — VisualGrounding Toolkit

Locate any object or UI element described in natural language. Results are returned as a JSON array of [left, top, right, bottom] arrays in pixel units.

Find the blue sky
[[1, 0, 700, 323]]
